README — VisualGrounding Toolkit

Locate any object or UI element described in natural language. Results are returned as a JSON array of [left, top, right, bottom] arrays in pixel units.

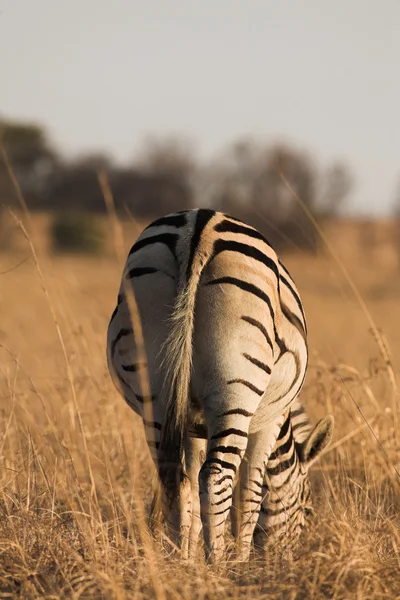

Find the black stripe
[[280, 274, 307, 330], [275, 336, 288, 357], [244, 487, 263, 498], [210, 446, 242, 456], [117, 293, 124, 304], [144, 213, 187, 230], [213, 494, 233, 506], [241, 316, 274, 353], [121, 363, 145, 372], [222, 408, 254, 418], [214, 219, 271, 246], [250, 478, 263, 489], [204, 458, 237, 472], [126, 267, 159, 279], [186, 209, 215, 279], [215, 474, 234, 486], [267, 451, 297, 477], [281, 303, 307, 339], [269, 459, 299, 490], [128, 233, 179, 258], [207, 277, 274, 316], [212, 506, 232, 516], [227, 378, 264, 397], [277, 415, 291, 441], [215, 485, 231, 496], [269, 435, 294, 461], [143, 419, 162, 430], [222, 213, 270, 236], [242, 353, 271, 375], [246, 490, 264, 504], [222, 213, 247, 224], [210, 239, 279, 280], [246, 498, 262, 505], [211, 428, 248, 440], [111, 328, 133, 355]]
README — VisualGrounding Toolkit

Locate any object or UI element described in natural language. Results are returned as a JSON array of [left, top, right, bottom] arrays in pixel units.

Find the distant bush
[[50, 212, 105, 254]]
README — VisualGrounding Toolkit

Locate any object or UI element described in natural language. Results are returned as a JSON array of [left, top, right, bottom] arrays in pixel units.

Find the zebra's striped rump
[[106, 208, 333, 562]]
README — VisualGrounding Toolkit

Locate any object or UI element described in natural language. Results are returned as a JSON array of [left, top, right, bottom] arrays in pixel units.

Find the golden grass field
[[0, 212, 400, 598]]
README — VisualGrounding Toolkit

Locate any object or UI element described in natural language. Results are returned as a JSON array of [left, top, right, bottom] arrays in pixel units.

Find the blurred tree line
[[0, 118, 353, 252]]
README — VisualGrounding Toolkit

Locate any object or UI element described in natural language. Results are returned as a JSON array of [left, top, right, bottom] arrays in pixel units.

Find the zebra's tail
[[157, 244, 208, 503]]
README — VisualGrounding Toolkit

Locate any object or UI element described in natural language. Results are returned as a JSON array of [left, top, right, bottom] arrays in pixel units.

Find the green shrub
[[50, 212, 104, 254]]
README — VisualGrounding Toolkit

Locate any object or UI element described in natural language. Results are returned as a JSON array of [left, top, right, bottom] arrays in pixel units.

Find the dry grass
[[0, 213, 400, 599]]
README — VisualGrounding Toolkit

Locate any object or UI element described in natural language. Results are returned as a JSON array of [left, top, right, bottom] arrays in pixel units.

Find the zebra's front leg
[[199, 426, 249, 563], [165, 436, 207, 560], [185, 437, 207, 559], [144, 414, 193, 559], [159, 466, 193, 560]]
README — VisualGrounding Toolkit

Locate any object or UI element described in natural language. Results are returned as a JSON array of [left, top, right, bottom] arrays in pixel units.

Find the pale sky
[[1, 0, 399, 215]]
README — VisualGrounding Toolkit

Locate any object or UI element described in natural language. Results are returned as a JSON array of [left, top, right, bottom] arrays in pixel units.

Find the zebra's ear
[[299, 415, 334, 467]]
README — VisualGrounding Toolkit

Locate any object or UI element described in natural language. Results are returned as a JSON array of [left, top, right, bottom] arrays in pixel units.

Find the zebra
[[106, 208, 334, 562]]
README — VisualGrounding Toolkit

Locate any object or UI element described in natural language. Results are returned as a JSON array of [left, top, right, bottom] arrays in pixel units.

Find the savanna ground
[[0, 212, 400, 599]]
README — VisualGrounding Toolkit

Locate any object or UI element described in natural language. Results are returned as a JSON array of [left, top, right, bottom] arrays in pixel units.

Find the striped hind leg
[[232, 416, 286, 561], [198, 398, 264, 563]]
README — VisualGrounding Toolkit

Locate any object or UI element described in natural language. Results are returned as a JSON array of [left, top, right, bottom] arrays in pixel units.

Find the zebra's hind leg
[[199, 413, 254, 564], [233, 417, 286, 562]]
